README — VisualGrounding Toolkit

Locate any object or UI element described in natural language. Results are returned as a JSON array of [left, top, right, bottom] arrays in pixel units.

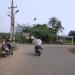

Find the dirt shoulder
[[0, 44, 21, 75]]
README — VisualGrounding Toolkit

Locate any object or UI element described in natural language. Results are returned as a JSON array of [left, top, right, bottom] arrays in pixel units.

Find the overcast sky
[[0, 0, 75, 35]]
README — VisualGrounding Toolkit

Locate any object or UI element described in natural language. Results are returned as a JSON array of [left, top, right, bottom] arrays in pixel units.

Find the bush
[[30, 24, 57, 43]]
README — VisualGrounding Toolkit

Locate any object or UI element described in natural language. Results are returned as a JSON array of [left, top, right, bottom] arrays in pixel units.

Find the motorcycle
[[1, 45, 13, 57], [35, 45, 43, 56], [1, 46, 10, 57]]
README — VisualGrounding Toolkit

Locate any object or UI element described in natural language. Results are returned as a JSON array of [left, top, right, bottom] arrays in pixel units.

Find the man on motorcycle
[[1, 39, 13, 56], [32, 37, 43, 55]]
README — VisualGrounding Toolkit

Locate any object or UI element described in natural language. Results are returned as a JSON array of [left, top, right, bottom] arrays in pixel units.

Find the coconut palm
[[48, 17, 64, 35]]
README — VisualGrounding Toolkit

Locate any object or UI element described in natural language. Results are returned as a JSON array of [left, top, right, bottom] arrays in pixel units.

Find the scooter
[[1, 46, 10, 57], [35, 45, 43, 56]]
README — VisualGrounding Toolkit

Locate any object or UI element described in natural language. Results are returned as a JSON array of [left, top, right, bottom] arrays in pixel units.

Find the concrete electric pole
[[8, 0, 19, 44]]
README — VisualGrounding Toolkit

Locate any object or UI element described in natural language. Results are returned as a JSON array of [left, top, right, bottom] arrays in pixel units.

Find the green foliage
[[22, 26, 31, 33], [68, 31, 75, 43], [15, 32, 26, 43], [48, 17, 64, 34], [65, 38, 73, 44], [15, 24, 31, 43], [68, 31, 75, 36], [30, 24, 56, 43], [16, 24, 31, 33], [0, 33, 10, 42], [15, 17, 64, 44]]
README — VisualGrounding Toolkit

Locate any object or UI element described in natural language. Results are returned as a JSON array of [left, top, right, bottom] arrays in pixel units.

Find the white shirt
[[32, 38, 42, 46], [35, 39, 42, 46]]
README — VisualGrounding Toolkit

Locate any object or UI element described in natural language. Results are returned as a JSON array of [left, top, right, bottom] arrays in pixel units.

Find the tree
[[68, 31, 75, 36], [16, 24, 31, 33], [30, 24, 56, 43], [48, 17, 64, 35], [15, 17, 64, 44], [0, 33, 10, 42], [15, 24, 31, 43], [68, 31, 75, 44]]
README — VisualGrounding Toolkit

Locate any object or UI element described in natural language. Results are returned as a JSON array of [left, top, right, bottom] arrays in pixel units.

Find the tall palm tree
[[48, 17, 64, 35], [56, 20, 64, 34]]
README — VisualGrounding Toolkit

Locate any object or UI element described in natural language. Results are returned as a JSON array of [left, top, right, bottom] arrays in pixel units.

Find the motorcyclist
[[32, 37, 43, 54], [1, 38, 13, 55], [6, 38, 13, 55], [5, 37, 13, 50]]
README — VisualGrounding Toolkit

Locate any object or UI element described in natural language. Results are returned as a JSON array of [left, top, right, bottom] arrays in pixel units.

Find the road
[[0, 44, 75, 75]]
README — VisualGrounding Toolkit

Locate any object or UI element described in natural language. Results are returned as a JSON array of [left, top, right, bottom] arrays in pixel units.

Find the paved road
[[0, 44, 75, 75]]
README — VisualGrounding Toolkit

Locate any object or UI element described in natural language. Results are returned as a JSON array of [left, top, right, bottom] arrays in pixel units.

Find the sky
[[0, 0, 75, 35]]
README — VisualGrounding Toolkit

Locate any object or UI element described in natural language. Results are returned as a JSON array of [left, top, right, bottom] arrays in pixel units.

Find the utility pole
[[8, 0, 19, 44], [72, 36, 74, 45]]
